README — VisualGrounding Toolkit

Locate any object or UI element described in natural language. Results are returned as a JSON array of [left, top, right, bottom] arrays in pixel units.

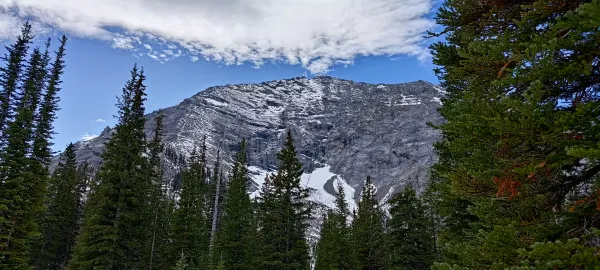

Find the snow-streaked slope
[[249, 165, 357, 211], [62, 76, 444, 206]]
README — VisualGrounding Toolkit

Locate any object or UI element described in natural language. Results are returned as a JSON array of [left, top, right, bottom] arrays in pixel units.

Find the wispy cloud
[[0, 0, 436, 73], [95, 118, 106, 123], [79, 132, 98, 141], [0, 11, 51, 41]]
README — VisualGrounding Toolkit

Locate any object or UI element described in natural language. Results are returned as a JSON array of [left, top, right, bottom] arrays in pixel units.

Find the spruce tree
[[258, 130, 312, 270], [209, 150, 224, 258], [32, 35, 67, 164], [388, 186, 435, 270], [68, 65, 150, 269], [314, 211, 335, 270], [430, 0, 600, 268], [171, 139, 210, 269], [217, 140, 256, 270], [0, 22, 33, 142], [0, 44, 51, 268], [351, 176, 388, 270], [33, 143, 86, 269], [314, 182, 352, 270], [145, 111, 173, 270]]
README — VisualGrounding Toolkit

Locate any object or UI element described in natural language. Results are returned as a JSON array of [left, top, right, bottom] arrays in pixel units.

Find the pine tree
[[33, 143, 86, 269], [171, 139, 211, 269], [258, 130, 312, 270], [388, 186, 435, 270], [68, 65, 150, 269], [217, 139, 256, 270], [315, 182, 352, 270], [352, 176, 388, 270], [429, 0, 600, 268]]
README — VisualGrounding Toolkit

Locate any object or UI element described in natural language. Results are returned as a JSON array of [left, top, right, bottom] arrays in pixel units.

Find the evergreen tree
[[171, 139, 210, 269], [388, 186, 435, 270], [0, 22, 33, 142], [0, 42, 52, 268], [429, 0, 600, 268], [258, 130, 312, 270], [146, 111, 173, 270], [68, 65, 150, 269], [209, 150, 224, 258], [314, 182, 352, 270], [33, 143, 86, 269], [32, 35, 67, 164], [217, 139, 256, 270], [174, 253, 190, 270], [352, 176, 388, 270]]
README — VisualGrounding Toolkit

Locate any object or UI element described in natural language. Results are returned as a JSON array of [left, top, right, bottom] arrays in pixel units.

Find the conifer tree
[[315, 182, 352, 270], [171, 139, 210, 269], [0, 22, 33, 142], [0, 43, 52, 267], [209, 150, 224, 257], [68, 65, 150, 269], [352, 176, 388, 270], [217, 139, 256, 270], [146, 111, 173, 270], [314, 211, 335, 270], [174, 253, 190, 270], [33, 143, 86, 269], [429, 0, 600, 268], [258, 130, 312, 270], [32, 35, 67, 164], [388, 186, 435, 270]]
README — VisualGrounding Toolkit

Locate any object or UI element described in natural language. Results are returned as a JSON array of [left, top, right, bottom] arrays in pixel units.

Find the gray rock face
[[64, 76, 444, 204]]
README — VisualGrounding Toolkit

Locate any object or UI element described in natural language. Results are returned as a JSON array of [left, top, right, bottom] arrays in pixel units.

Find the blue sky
[[0, 0, 442, 152]]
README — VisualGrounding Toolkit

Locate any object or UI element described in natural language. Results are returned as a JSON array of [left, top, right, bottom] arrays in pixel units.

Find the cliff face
[[65, 76, 444, 208]]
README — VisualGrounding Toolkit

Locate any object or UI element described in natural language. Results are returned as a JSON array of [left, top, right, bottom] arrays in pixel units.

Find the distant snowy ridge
[[62, 76, 444, 207]]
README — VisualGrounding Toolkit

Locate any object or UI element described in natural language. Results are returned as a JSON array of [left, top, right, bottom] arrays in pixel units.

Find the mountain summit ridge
[[65, 76, 444, 206]]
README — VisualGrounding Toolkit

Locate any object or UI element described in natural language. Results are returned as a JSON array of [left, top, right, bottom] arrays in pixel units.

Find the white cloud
[[79, 132, 98, 141], [0, 11, 51, 41], [0, 0, 435, 73], [95, 118, 105, 123]]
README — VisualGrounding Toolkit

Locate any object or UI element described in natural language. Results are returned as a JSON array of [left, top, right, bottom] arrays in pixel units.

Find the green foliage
[[68, 65, 151, 269], [0, 23, 67, 269], [508, 230, 600, 270], [174, 253, 190, 270], [351, 176, 388, 270], [32, 35, 67, 164], [429, 0, 600, 268], [388, 186, 435, 270], [145, 111, 174, 270], [33, 144, 88, 269], [217, 140, 257, 270], [314, 182, 352, 270], [258, 130, 312, 270], [171, 137, 211, 270], [0, 22, 33, 141]]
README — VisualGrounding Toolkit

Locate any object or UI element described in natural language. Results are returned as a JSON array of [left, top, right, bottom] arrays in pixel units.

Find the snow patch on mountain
[[204, 98, 228, 107], [249, 165, 357, 211]]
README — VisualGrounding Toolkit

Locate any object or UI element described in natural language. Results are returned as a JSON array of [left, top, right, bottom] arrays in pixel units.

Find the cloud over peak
[[0, 0, 435, 73], [79, 132, 98, 141]]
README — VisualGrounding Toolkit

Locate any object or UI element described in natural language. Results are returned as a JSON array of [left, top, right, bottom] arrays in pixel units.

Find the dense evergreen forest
[[0, 0, 599, 269]]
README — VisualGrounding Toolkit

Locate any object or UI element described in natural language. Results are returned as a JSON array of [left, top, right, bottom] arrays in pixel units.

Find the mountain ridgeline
[[66, 76, 444, 204]]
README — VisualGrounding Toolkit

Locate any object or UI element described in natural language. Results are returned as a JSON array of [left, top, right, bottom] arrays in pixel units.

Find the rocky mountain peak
[[62, 76, 444, 208]]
